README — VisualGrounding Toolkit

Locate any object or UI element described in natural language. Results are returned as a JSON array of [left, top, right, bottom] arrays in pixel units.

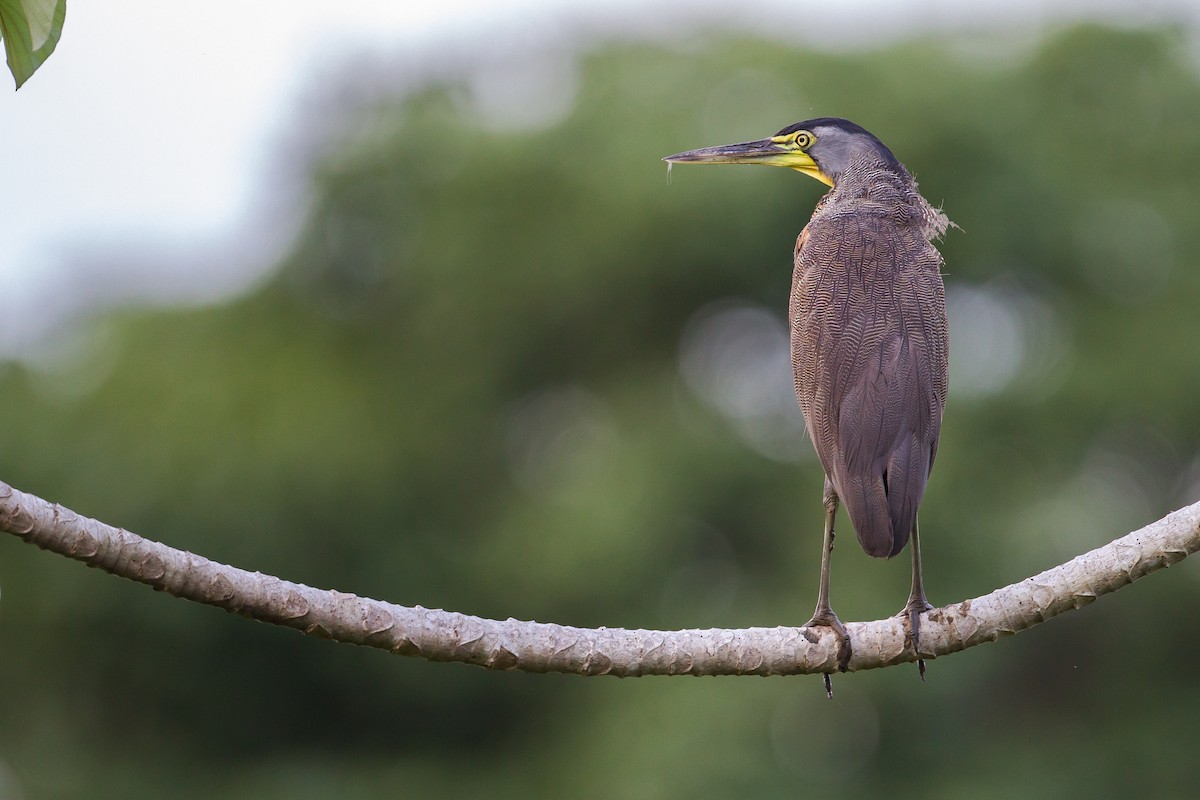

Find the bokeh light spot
[[679, 300, 812, 462]]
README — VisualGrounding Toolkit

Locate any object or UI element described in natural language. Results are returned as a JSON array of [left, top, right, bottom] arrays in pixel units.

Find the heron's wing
[[791, 210, 947, 558]]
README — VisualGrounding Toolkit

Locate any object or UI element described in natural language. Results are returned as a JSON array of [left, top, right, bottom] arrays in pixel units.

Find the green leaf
[[0, 0, 66, 89]]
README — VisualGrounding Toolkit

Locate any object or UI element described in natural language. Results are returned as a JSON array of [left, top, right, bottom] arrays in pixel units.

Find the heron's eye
[[794, 131, 814, 149]]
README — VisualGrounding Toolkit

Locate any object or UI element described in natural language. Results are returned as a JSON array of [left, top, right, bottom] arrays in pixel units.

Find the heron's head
[[663, 117, 902, 187]]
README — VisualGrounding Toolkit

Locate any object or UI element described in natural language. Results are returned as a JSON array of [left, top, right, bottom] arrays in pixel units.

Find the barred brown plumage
[[792, 165, 948, 559], [665, 118, 951, 692]]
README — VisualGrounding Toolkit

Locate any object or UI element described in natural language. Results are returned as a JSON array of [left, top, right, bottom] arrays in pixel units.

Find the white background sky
[[0, 0, 1194, 358]]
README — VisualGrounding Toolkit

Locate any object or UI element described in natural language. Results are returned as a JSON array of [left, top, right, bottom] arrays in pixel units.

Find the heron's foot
[[802, 607, 851, 697], [899, 596, 934, 681]]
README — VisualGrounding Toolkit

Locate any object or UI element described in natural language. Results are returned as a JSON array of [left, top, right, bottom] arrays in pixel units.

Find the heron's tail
[[838, 435, 929, 559]]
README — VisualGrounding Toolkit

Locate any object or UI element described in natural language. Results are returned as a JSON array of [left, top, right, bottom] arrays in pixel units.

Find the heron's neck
[[824, 158, 950, 242], [828, 156, 911, 199]]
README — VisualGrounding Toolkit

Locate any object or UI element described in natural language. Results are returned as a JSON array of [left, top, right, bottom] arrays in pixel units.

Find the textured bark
[[1, 479, 1197, 676]]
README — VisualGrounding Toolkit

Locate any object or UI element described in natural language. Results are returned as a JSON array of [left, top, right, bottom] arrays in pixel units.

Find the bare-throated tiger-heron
[[665, 118, 950, 690]]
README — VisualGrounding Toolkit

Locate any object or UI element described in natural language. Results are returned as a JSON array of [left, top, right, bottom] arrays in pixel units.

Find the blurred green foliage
[[2, 23, 1200, 799]]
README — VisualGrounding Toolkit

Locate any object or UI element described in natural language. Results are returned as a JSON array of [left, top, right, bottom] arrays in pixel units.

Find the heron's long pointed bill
[[663, 138, 831, 186]]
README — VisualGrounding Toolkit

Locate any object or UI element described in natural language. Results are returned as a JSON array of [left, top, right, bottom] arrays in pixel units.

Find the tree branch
[[2, 479, 1197, 676]]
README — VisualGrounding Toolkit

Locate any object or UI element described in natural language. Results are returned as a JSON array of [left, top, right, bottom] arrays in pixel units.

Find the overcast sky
[[0, 0, 1195, 359]]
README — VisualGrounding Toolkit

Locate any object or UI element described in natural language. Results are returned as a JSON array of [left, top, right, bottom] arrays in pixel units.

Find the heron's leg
[[802, 477, 851, 696], [901, 518, 934, 680]]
